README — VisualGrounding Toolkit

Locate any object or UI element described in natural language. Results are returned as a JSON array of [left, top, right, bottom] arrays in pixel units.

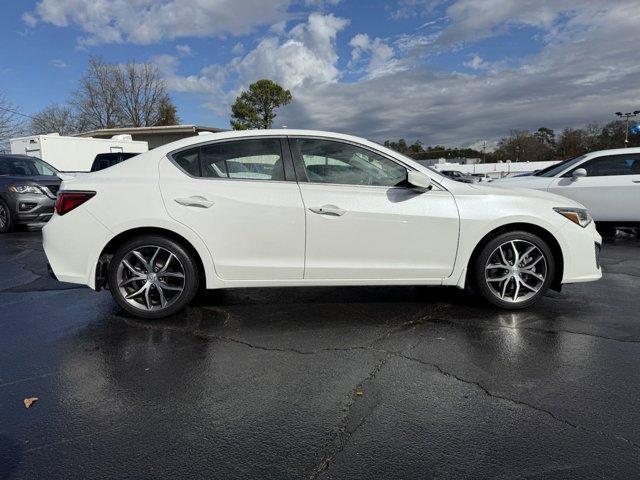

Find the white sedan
[[492, 147, 640, 226], [43, 130, 602, 319]]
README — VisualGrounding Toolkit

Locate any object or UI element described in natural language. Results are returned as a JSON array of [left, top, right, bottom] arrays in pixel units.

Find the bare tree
[[72, 57, 178, 130], [0, 92, 24, 145], [115, 62, 172, 127], [72, 57, 121, 130], [29, 104, 83, 135]]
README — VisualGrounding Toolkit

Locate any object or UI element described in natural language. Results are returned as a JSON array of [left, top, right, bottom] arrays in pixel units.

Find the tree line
[[384, 121, 640, 163]]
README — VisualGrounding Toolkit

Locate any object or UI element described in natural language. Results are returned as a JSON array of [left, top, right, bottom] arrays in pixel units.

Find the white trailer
[[9, 133, 148, 172]]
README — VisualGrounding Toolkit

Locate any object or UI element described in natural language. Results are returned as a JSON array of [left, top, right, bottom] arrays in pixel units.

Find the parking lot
[[1, 229, 639, 479]]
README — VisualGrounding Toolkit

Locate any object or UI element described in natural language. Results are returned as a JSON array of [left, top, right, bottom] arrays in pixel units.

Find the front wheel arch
[[466, 223, 564, 292]]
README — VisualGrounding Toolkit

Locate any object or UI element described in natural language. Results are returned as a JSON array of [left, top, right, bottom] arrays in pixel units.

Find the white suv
[[43, 130, 602, 318]]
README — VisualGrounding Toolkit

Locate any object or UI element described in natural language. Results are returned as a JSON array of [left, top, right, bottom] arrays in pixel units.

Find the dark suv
[[0, 154, 61, 233]]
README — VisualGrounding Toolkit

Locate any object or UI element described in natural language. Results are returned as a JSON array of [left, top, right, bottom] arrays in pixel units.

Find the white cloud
[[25, 0, 295, 44], [231, 42, 245, 55], [349, 33, 404, 79], [50, 59, 68, 68], [149, 0, 640, 146], [175, 44, 193, 56]]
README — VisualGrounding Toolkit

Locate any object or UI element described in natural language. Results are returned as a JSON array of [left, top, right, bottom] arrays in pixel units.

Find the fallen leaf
[[355, 387, 364, 397], [23, 397, 38, 409]]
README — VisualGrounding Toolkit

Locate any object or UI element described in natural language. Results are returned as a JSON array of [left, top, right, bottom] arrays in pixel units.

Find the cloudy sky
[[1, 0, 639, 147]]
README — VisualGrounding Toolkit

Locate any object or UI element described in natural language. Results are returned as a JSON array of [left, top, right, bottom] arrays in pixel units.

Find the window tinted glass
[[535, 155, 587, 177], [564, 154, 640, 177], [0, 157, 57, 176], [200, 139, 284, 181], [296, 139, 407, 187], [173, 148, 201, 177]]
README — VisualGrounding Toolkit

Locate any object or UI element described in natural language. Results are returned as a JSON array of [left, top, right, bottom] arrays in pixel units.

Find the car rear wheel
[[0, 199, 13, 233], [474, 231, 555, 309], [108, 235, 199, 319]]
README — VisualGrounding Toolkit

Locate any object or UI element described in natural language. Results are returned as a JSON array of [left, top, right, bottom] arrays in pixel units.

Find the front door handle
[[633, 180, 640, 183], [308, 204, 346, 216], [174, 196, 214, 208]]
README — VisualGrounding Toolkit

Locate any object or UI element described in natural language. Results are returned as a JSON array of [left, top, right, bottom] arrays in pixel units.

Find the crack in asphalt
[[308, 353, 391, 480], [393, 352, 640, 454]]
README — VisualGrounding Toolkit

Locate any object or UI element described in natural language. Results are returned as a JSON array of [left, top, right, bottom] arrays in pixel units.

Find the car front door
[[159, 137, 305, 281], [547, 153, 640, 222], [289, 137, 459, 280]]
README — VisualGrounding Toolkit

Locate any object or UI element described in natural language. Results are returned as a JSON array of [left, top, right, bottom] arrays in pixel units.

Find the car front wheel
[[108, 235, 199, 319], [0, 199, 13, 233], [474, 231, 555, 309]]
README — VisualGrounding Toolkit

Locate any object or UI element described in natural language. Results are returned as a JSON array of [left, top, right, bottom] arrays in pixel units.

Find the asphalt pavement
[[1, 229, 640, 479]]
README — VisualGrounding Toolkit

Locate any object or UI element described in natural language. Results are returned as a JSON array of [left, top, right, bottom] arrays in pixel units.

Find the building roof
[[76, 125, 225, 137]]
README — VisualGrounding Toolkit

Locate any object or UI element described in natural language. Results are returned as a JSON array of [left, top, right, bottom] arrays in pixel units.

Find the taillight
[[55, 191, 96, 216]]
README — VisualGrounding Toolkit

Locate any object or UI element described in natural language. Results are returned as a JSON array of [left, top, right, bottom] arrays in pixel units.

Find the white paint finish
[[492, 147, 640, 222], [42, 129, 602, 294], [300, 183, 459, 279], [158, 158, 305, 280], [547, 175, 640, 222]]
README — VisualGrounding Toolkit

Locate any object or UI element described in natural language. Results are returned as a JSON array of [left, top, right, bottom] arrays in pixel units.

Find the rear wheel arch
[[466, 223, 564, 292], [97, 227, 207, 290]]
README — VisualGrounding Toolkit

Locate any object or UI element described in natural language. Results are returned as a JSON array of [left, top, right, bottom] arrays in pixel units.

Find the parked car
[[43, 130, 602, 319], [491, 148, 640, 230], [0, 154, 61, 233], [91, 152, 140, 172], [440, 170, 478, 183]]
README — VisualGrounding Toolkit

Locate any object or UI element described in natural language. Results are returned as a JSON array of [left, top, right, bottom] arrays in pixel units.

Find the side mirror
[[407, 170, 432, 191], [571, 168, 587, 180]]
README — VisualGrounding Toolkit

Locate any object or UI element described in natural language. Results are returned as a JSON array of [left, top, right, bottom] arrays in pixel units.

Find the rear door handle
[[174, 196, 214, 208], [308, 204, 346, 216], [633, 180, 640, 183]]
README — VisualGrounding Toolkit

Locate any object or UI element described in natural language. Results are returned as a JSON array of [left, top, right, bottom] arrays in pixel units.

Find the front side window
[[296, 138, 407, 187], [564, 154, 640, 177], [201, 139, 285, 181]]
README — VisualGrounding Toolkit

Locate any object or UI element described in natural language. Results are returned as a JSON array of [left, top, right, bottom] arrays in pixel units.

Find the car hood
[[489, 176, 554, 189], [467, 182, 586, 209]]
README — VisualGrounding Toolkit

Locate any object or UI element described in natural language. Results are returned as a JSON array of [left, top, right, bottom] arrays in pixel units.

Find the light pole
[[615, 110, 640, 147]]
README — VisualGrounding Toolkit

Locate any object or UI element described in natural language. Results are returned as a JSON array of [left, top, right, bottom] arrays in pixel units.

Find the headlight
[[553, 207, 593, 228], [8, 185, 43, 195]]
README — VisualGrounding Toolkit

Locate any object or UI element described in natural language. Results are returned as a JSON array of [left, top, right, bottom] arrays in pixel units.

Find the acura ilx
[[43, 130, 602, 319]]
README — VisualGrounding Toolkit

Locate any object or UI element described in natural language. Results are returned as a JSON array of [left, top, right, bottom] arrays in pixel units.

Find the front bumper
[[5, 192, 55, 225], [557, 220, 603, 284]]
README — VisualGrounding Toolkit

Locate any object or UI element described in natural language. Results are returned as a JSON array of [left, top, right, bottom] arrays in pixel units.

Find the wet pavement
[[1, 229, 640, 479]]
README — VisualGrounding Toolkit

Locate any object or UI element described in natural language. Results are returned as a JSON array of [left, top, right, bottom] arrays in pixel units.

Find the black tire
[[0, 199, 14, 233], [108, 235, 199, 319], [474, 231, 555, 309]]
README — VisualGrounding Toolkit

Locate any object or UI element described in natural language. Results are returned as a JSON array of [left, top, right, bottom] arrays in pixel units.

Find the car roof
[[0, 153, 36, 160]]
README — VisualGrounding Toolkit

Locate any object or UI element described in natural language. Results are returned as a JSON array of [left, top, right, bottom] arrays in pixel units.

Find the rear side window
[[200, 139, 285, 181], [564, 154, 640, 177], [173, 148, 201, 177]]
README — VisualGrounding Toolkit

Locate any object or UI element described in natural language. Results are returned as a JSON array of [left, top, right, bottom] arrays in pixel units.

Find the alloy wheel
[[484, 239, 547, 304], [116, 245, 186, 311]]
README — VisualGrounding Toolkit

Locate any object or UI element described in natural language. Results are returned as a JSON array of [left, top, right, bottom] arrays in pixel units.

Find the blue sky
[[1, 0, 638, 147]]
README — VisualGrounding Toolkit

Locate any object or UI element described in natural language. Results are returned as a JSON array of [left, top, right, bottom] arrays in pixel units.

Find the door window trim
[[167, 136, 297, 183], [287, 135, 445, 191], [559, 153, 640, 178]]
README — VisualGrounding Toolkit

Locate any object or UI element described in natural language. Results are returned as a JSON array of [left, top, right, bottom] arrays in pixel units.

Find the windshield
[[534, 155, 587, 177], [0, 156, 59, 176]]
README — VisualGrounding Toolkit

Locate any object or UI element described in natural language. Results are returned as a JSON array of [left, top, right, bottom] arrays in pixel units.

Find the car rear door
[[547, 153, 640, 222], [159, 137, 305, 281], [289, 137, 459, 280]]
